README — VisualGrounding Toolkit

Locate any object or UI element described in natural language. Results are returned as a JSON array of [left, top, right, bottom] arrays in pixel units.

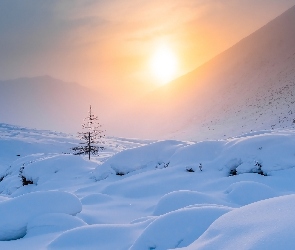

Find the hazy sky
[[1, 0, 295, 98]]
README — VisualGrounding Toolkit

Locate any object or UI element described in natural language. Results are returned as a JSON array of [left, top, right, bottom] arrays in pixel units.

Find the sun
[[150, 45, 178, 85]]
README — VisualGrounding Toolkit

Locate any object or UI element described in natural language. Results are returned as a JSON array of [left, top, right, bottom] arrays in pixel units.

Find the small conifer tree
[[72, 105, 105, 160]]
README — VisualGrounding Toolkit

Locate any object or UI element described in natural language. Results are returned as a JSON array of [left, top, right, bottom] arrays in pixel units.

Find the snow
[[130, 205, 232, 250], [153, 190, 229, 215], [26, 213, 87, 237], [48, 223, 146, 250], [93, 140, 188, 178], [0, 191, 82, 241], [1, 123, 295, 248], [224, 181, 277, 206], [183, 194, 295, 250]]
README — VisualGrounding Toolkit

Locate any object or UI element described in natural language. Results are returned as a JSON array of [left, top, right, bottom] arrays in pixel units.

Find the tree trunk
[[88, 131, 91, 160]]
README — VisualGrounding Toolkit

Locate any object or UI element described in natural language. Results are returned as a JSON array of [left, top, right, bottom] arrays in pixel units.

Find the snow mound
[[80, 193, 113, 205], [48, 222, 148, 250], [225, 181, 277, 205], [222, 131, 295, 174], [26, 213, 86, 237], [130, 205, 232, 250], [0, 191, 82, 241], [22, 154, 97, 187], [169, 140, 225, 168], [0, 154, 98, 196], [153, 190, 226, 215], [93, 140, 186, 178], [184, 194, 295, 250]]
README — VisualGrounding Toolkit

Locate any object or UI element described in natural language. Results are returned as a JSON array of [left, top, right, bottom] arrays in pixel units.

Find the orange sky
[[1, 0, 295, 101]]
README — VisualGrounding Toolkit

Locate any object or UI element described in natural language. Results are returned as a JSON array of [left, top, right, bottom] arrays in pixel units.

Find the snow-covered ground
[[1, 123, 295, 249]]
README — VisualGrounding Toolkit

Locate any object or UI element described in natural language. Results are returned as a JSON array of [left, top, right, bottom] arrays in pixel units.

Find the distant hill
[[0, 76, 106, 134], [122, 4, 295, 140]]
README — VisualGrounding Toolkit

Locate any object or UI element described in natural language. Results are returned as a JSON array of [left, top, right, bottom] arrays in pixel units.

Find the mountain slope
[[128, 4, 295, 140]]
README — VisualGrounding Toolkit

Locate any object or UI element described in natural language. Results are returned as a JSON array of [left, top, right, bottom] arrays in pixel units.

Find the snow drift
[[0, 191, 81, 241], [2, 124, 295, 249]]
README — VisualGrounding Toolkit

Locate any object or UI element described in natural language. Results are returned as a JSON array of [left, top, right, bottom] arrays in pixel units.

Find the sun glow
[[150, 45, 178, 85]]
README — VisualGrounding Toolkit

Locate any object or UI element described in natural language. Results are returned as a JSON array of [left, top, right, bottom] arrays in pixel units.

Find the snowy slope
[[120, 4, 295, 141], [0, 123, 149, 194], [1, 124, 295, 249]]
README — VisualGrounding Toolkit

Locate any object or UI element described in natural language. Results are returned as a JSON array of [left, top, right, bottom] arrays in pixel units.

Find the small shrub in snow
[[0, 173, 8, 182], [226, 158, 242, 176], [199, 163, 203, 171], [229, 168, 237, 176], [186, 167, 195, 172], [19, 166, 34, 186], [255, 161, 262, 170], [156, 161, 170, 169], [228, 161, 267, 176], [116, 172, 126, 176], [185, 163, 203, 173], [21, 176, 34, 186], [253, 161, 267, 176]]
